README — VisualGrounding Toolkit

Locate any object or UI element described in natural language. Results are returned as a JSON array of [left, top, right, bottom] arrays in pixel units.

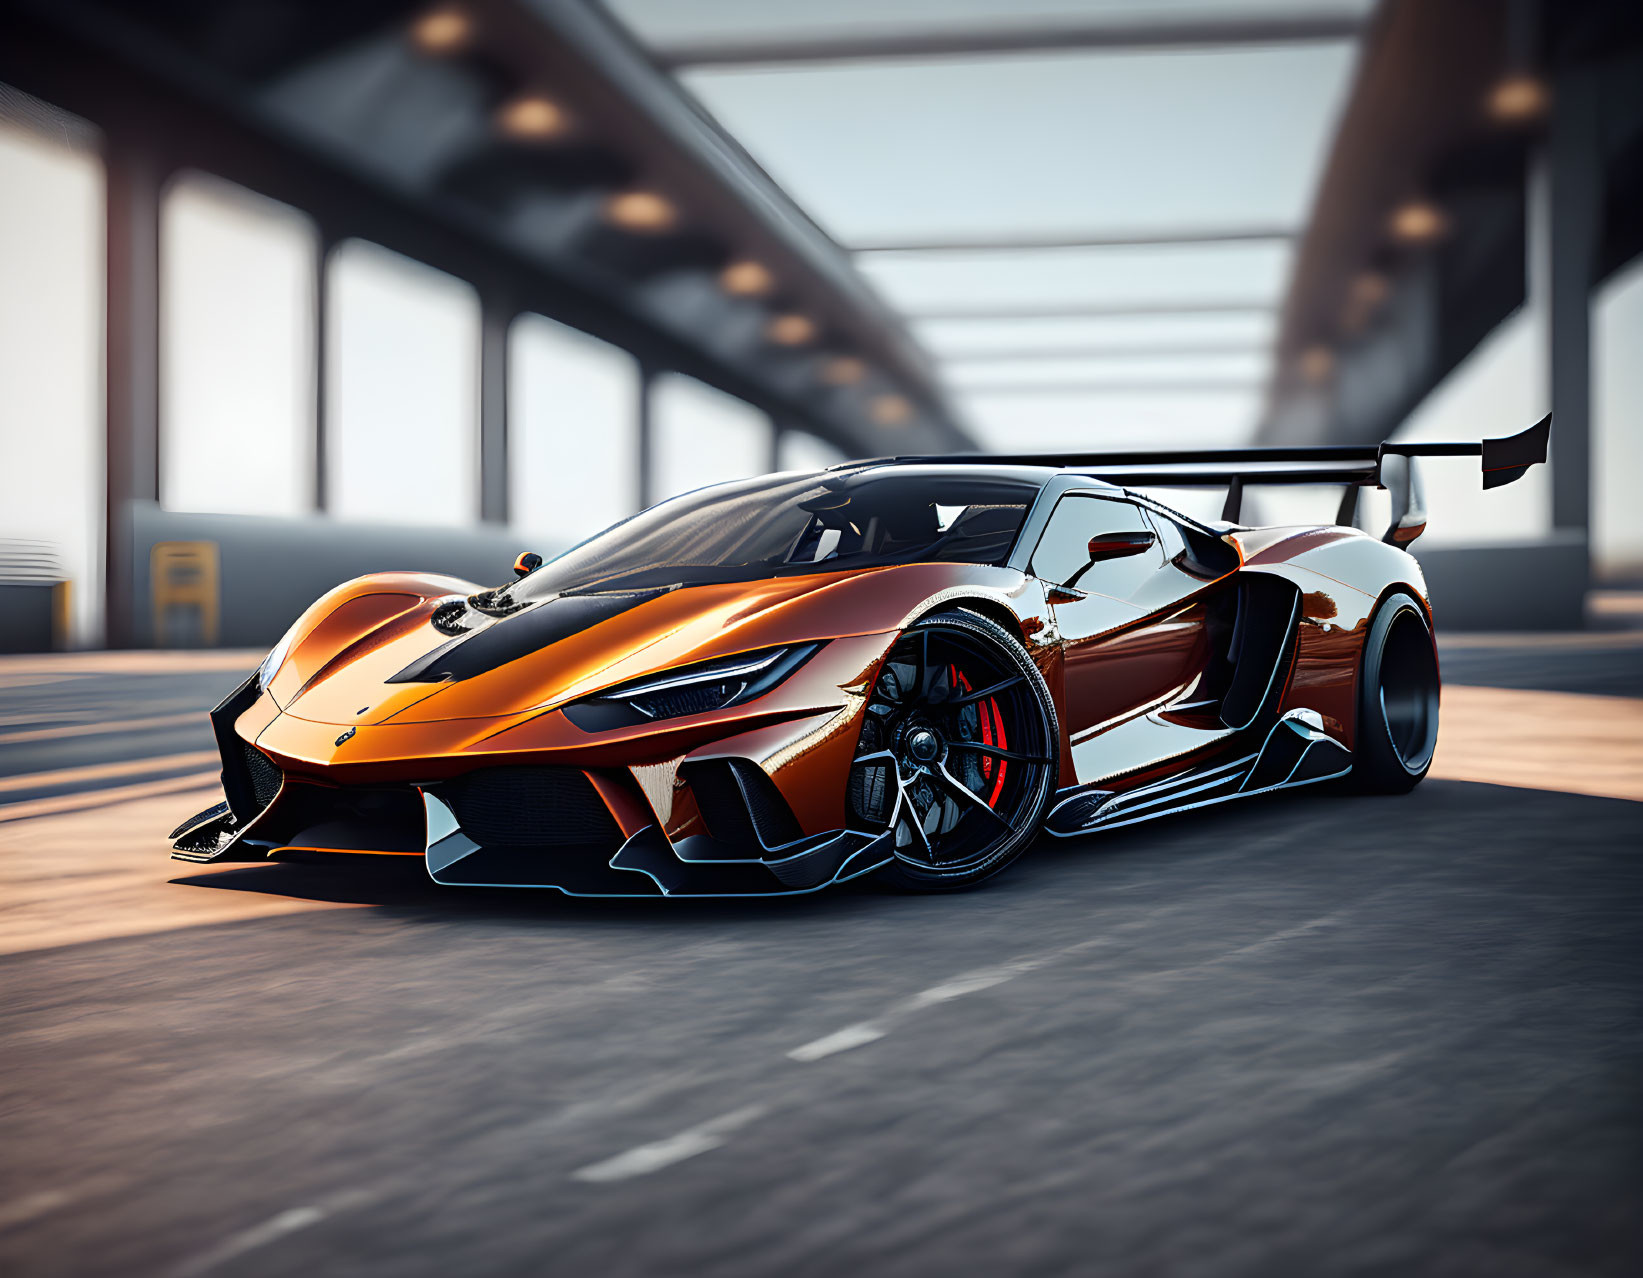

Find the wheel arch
[[907, 593, 1036, 647], [1366, 578, 1440, 678]]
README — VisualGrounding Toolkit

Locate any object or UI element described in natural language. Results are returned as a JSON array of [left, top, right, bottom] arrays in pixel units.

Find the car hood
[[276, 562, 1015, 726]]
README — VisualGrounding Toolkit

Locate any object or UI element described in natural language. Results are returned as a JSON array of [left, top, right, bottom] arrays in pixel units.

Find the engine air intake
[[434, 766, 621, 849], [684, 758, 802, 852], [241, 741, 283, 811]]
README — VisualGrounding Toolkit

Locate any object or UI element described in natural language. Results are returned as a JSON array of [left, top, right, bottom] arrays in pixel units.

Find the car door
[[1029, 492, 1213, 780]]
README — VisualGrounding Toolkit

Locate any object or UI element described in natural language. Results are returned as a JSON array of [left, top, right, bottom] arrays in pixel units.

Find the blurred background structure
[[2, 8, 1641, 1276], [1, 0, 1641, 650]]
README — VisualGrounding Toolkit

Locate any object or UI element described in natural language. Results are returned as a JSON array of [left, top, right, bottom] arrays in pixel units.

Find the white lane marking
[[1216, 913, 1339, 959], [787, 1022, 886, 1062], [785, 912, 1349, 1069], [0, 1189, 74, 1232], [1126, 912, 1352, 987], [171, 1205, 329, 1278], [571, 913, 1370, 1187], [572, 1105, 768, 1184], [906, 966, 1024, 1009], [786, 942, 1110, 1064], [571, 918, 1341, 1186]]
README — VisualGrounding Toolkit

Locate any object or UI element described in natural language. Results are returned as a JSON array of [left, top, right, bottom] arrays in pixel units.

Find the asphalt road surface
[[1, 633, 1639, 1277]]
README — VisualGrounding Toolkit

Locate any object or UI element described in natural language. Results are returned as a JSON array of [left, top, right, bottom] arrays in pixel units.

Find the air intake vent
[[435, 767, 621, 849], [685, 759, 801, 852], [430, 600, 470, 635], [240, 741, 283, 810], [465, 587, 528, 618]]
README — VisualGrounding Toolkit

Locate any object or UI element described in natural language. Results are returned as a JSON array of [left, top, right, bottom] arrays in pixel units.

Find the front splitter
[[422, 793, 893, 897]]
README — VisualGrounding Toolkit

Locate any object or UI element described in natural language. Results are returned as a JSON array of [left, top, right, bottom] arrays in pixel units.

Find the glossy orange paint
[[216, 506, 1433, 859], [234, 565, 1035, 847], [1063, 601, 1209, 736], [1280, 594, 1370, 748], [265, 572, 471, 708]]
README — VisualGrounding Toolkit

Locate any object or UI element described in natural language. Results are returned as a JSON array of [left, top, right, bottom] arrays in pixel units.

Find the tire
[[1351, 591, 1440, 793], [849, 610, 1059, 892]]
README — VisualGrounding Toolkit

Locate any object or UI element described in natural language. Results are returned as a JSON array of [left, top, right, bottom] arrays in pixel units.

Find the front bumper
[[172, 751, 895, 897], [171, 635, 900, 895]]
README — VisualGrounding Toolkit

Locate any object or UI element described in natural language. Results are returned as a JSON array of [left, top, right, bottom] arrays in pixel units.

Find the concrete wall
[[1413, 534, 1589, 632], [0, 583, 57, 653], [126, 501, 540, 648], [112, 503, 1591, 650]]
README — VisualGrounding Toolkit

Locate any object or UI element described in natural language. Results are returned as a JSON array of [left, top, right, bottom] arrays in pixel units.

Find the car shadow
[[166, 781, 1386, 925], [168, 852, 892, 926]]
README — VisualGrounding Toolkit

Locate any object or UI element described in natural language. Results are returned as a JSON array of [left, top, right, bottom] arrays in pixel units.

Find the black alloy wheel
[[849, 611, 1059, 891], [1351, 591, 1440, 793]]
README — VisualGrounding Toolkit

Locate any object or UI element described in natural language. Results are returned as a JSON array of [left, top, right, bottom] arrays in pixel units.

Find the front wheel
[[849, 611, 1059, 892], [1351, 591, 1440, 793]]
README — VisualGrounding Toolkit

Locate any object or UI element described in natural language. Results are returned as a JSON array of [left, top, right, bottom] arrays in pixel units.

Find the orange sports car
[[170, 418, 1548, 896]]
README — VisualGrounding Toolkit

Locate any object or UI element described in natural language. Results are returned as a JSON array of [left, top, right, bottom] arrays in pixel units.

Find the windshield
[[504, 467, 1040, 601]]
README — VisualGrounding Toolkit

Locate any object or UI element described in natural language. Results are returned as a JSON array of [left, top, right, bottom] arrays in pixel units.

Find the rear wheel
[[849, 611, 1059, 891], [1351, 591, 1439, 793]]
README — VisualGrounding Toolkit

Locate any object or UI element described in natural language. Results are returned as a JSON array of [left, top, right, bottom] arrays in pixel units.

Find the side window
[[1030, 494, 1163, 597]]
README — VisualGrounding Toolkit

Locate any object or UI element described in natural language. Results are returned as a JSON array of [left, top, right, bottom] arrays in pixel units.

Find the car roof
[[826, 459, 1238, 541], [833, 459, 1123, 492]]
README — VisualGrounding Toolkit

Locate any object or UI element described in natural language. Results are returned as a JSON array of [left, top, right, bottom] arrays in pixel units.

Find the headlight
[[255, 618, 303, 691], [563, 644, 821, 731]]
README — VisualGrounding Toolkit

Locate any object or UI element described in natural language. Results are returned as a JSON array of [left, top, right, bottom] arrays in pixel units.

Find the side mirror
[[512, 551, 543, 579], [1086, 530, 1156, 562]]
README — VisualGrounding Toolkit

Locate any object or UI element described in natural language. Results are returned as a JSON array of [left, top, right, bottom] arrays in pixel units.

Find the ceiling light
[[410, 7, 471, 54], [870, 394, 914, 426], [766, 313, 817, 346], [496, 95, 567, 140], [1488, 74, 1550, 123], [719, 260, 774, 297], [820, 356, 866, 387], [1351, 271, 1390, 305], [1298, 346, 1334, 384], [1389, 200, 1448, 244], [1342, 271, 1390, 332], [604, 191, 677, 233]]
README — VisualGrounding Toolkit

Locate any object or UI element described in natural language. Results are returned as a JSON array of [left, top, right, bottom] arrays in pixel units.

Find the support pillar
[[313, 231, 333, 513], [104, 139, 162, 648], [636, 365, 656, 511], [768, 420, 786, 473], [479, 294, 511, 525], [1528, 70, 1599, 561]]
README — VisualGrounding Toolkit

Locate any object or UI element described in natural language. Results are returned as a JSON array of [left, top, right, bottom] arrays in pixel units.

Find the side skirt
[[1043, 708, 1351, 838]]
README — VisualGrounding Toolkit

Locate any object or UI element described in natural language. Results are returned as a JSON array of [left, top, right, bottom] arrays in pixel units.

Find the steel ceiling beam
[[852, 227, 1296, 253], [935, 344, 1271, 363], [904, 301, 1277, 321], [650, 12, 1366, 69], [954, 379, 1263, 396]]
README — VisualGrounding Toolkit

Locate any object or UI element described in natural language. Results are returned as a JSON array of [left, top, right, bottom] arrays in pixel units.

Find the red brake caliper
[[951, 664, 1008, 809], [985, 691, 1008, 808]]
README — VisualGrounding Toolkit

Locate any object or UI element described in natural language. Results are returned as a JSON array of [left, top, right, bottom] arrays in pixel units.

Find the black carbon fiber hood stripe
[[384, 589, 664, 684]]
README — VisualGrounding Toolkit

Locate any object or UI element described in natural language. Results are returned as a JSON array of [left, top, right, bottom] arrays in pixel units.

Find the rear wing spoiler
[[876, 414, 1550, 547]]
